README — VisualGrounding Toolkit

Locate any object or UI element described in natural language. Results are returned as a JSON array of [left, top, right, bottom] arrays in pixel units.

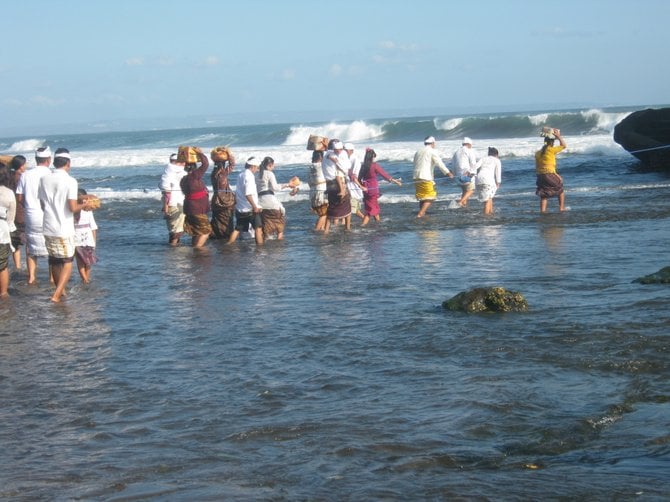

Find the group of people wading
[[158, 131, 567, 248]]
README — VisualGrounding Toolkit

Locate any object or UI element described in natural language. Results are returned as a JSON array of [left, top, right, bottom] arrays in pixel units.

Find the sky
[[1, 0, 669, 134]]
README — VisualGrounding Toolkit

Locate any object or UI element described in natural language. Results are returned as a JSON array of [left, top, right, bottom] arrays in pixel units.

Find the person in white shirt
[[475, 147, 502, 215], [344, 143, 365, 222], [74, 189, 99, 283], [38, 148, 93, 302], [451, 137, 479, 207], [16, 146, 52, 284], [159, 153, 186, 246], [0, 164, 17, 298], [322, 140, 352, 231], [227, 157, 263, 246], [412, 136, 453, 218]]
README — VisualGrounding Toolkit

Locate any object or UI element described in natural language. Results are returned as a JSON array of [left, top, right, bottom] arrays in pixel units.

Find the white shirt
[[74, 210, 98, 247], [159, 162, 186, 206], [346, 154, 363, 200], [16, 164, 51, 229], [256, 170, 284, 211], [38, 169, 78, 238], [322, 150, 350, 181], [451, 145, 479, 177], [475, 156, 502, 186], [0, 186, 16, 244], [235, 168, 259, 213], [413, 145, 450, 181]]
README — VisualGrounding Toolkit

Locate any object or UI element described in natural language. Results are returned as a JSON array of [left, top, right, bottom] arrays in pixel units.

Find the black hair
[[359, 148, 376, 181], [541, 137, 555, 155], [487, 147, 499, 157], [259, 156, 274, 176], [53, 148, 70, 168], [0, 164, 10, 187], [311, 150, 324, 163], [10, 155, 26, 171]]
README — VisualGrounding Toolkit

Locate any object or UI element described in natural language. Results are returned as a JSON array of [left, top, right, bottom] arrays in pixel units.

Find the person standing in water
[[412, 136, 453, 218], [535, 129, 567, 213], [475, 147, 502, 215], [358, 148, 401, 225]]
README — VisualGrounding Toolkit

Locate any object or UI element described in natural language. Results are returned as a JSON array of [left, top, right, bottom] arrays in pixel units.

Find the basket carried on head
[[306, 135, 329, 151], [211, 146, 232, 162], [540, 127, 560, 139], [177, 146, 200, 164]]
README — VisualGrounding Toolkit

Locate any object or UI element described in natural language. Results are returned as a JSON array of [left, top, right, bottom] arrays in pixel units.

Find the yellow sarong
[[414, 180, 437, 201]]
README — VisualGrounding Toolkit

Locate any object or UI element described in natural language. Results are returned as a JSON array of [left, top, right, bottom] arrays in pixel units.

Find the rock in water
[[443, 286, 529, 313], [633, 266, 670, 284], [613, 108, 670, 169]]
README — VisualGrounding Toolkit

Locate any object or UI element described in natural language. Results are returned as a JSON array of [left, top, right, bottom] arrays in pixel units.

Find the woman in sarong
[[256, 157, 296, 240], [179, 147, 211, 248], [307, 150, 328, 231], [358, 148, 401, 226], [535, 129, 567, 213], [210, 148, 236, 240]]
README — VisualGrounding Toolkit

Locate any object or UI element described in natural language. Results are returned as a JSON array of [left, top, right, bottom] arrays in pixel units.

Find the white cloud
[[202, 56, 219, 66], [281, 69, 296, 80], [329, 64, 343, 77], [30, 95, 64, 106], [3, 98, 23, 107], [125, 57, 144, 66]]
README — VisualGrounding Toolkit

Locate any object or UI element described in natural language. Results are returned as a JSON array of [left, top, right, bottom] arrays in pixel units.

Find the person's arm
[[434, 152, 453, 177], [194, 148, 209, 177], [377, 164, 401, 186], [555, 130, 566, 148], [246, 194, 261, 213]]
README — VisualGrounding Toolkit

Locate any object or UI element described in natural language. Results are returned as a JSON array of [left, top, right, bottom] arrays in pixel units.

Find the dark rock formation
[[613, 108, 670, 169], [443, 286, 528, 313], [633, 266, 670, 284]]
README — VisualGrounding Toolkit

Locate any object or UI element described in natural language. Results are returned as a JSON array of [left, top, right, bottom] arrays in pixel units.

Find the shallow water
[[2, 136, 670, 499]]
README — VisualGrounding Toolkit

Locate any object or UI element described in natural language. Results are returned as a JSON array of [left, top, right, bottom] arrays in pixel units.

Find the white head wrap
[[54, 152, 71, 160], [35, 146, 52, 158], [424, 136, 436, 145]]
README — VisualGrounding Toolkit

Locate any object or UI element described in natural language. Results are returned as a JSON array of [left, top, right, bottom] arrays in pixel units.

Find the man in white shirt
[[412, 136, 453, 218], [159, 153, 187, 246], [16, 146, 52, 283], [227, 156, 263, 246], [38, 148, 92, 302], [451, 137, 479, 207]]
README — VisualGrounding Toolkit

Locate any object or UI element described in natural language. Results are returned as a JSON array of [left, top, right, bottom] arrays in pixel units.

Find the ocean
[[1, 106, 669, 500]]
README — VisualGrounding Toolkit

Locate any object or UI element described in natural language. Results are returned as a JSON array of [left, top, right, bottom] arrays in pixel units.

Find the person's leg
[[417, 200, 432, 218], [254, 228, 264, 246], [540, 197, 548, 213], [12, 248, 21, 270], [192, 233, 209, 248], [484, 199, 493, 215], [558, 192, 566, 211], [0, 267, 8, 297], [460, 188, 474, 207], [27, 255, 38, 284], [75, 253, 87, 282], [51, 260, 72, 302]]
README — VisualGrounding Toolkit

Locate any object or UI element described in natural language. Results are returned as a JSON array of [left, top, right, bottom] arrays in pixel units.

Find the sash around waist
[[185, 189, 208, 200], [258, 190, 275, 196]]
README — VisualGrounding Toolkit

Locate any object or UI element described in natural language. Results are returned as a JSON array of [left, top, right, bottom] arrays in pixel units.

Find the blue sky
[[1, 0, 668, 134]]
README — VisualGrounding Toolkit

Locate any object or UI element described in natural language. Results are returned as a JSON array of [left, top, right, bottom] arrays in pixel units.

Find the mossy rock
[[443, 286, 528, 313], [633, 266, 670, 284]]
